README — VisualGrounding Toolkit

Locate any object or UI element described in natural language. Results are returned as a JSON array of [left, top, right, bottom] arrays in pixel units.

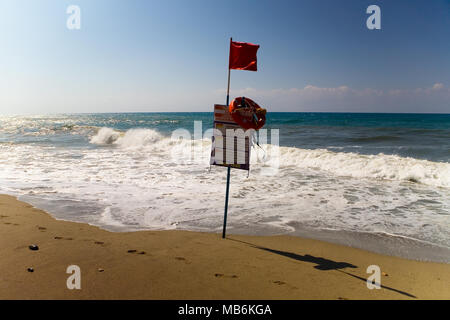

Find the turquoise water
[[0, 113, 449, 262], [2, 112, 449, 161]]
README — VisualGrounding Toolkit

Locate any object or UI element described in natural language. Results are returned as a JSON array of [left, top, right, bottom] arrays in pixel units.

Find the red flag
[[229, 41, 260, 71]]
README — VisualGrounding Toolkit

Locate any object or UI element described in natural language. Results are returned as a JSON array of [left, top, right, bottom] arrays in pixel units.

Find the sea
[[0, 112, 449, 262]]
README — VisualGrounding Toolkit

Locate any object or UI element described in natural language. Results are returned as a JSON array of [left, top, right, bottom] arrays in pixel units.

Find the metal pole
[[222, 166, 231, 238], [226, 37, 232, 106], [226, 68, 231, 106], [222, 37, 232, 239]]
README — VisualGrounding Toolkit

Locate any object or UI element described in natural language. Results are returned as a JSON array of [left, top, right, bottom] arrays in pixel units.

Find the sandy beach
[[0, 194, 448, 300]]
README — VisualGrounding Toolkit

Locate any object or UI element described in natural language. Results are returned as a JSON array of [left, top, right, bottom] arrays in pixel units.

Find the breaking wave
[[2, 119, 449, 260], [278, 147, 450, 188], [90, 127, 164, 148], [89, 127, 450, 188]]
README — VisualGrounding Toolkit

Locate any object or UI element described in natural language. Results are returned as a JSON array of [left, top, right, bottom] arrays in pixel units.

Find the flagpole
[[226, 37, 232, 106], [222, 37, 232, 239], [222, 166, 231, 239]]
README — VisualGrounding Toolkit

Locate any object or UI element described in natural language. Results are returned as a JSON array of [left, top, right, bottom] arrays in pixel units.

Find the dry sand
[[0, 194, 448, 300]]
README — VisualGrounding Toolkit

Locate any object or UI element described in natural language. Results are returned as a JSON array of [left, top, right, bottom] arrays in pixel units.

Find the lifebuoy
[[229, 97, 266, 130]]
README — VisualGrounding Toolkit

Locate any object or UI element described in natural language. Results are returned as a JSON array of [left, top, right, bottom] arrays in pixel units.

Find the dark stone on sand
[[27, 268, 34, 272], [29, 244, 39, 251]]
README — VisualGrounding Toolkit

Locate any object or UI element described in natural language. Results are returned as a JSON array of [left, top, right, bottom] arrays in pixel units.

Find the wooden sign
[[210, 104, 251, 171], [213, 104, 235, 123]]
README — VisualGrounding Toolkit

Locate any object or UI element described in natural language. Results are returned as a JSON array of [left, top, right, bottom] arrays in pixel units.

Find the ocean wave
[[0, 123, 99, 136], [278, 147, 450, 188], [349, 135, 402, 142], [90, 127, 164, 148], [88, 127, 450, 188], [90, 127, 122, 144], [2, 127, 449, 255]]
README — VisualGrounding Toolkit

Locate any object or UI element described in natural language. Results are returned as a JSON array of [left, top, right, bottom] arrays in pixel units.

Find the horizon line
[[1, 111, 450, 116]]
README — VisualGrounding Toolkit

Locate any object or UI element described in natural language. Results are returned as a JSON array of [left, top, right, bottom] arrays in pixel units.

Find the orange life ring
[[229, 97, 266, 130]]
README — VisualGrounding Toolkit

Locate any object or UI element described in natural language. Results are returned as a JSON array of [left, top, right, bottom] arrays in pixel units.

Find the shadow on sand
[[228, 237, 416, 298]]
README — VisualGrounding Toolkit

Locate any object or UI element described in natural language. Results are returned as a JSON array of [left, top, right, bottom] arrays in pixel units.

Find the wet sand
[[0, 194, 448, 299]]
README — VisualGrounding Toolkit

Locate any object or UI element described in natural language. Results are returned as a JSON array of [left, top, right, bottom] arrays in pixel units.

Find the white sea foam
[[91, 127, 450, 188], [0, 127, 449, 253], [90, 127, 121, 144], [90, 127, 165, 148], [277, 147, 450, 188]]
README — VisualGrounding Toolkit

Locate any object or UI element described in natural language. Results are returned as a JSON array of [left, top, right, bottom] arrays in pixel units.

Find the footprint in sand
[[4, 222, 19, 226], [175, 257, 191, 264], [214, 273, 238, 279], [38, 226, 47, 231], [271, 280, 298, 290], [127, 250, 146, 255], [54, 236, 73, 240]]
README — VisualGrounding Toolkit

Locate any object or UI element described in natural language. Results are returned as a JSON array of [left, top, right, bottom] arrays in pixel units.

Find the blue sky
[[0, 0, 449, 113]]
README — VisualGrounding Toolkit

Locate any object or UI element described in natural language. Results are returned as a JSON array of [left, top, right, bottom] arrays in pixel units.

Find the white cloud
[[213, 83, 450, 113], [432, 83, 444, 90]]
